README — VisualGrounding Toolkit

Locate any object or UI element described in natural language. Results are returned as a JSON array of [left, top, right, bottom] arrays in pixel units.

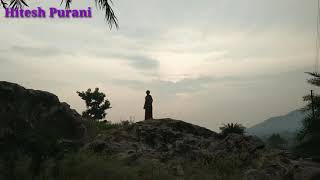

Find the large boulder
[[0, 81, 86, 141]]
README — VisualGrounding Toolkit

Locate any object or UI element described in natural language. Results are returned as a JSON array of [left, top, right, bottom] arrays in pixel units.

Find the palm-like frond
[[1, 0, 7, 8], [60, 0, 72, 9], [9, 0, 28, 9], [95, 0, 118, 29], [219, 123, 245, 137], [305, 72, 320, 78], [60, 0, 118, 28]]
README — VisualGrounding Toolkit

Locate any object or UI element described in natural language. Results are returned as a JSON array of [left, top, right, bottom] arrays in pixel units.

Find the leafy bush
[[219, 123, 245, 137]]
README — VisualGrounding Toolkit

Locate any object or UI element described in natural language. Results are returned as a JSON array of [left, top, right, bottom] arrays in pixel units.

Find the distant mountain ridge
[[247, 110, 306, 137]]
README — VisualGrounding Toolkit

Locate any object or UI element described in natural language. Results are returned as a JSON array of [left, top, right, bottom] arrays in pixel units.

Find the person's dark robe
[[144, 94, 153, 120]]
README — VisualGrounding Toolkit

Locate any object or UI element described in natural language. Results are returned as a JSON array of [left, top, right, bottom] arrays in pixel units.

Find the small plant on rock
[[219, 123, 245, 137]]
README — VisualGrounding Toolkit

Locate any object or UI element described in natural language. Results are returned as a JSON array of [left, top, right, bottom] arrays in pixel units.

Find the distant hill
[[247, 110, 306, 138]]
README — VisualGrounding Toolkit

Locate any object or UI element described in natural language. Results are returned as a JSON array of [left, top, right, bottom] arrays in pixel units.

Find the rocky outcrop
[[0, 81, 86, 141], [88, 119, 215, 160], [86, 118, 266, 164], [85, 119, 320, 180]]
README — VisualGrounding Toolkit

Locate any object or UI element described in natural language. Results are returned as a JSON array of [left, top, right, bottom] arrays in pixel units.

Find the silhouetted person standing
[[144, 90, 153, 120]]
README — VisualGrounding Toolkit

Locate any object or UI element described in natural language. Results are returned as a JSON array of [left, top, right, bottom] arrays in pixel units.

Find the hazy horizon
[[0, 0, 317, 131]]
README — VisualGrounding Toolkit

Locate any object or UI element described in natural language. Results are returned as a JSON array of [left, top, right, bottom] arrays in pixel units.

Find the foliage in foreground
[[0, 150, 248, 180], [83, 119, 134, 142]]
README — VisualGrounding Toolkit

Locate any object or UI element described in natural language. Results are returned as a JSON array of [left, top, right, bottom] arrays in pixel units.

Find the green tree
[[296, 72, 320, 156], [77, 88, 111, 121], [267, 134, 287, 149], [219, 123, 245, 137]]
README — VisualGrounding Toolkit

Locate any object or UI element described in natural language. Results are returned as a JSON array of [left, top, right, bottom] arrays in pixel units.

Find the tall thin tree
[[297, 72, 320, 156]]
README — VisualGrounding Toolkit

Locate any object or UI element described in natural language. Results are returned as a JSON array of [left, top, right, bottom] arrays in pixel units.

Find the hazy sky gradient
[[0, 0, 316, 131]]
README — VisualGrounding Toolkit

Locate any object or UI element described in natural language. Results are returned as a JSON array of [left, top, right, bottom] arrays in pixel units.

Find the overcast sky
[[0, 0, 317, 131]]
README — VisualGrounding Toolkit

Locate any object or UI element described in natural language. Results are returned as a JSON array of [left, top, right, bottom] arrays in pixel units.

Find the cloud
[[92, 51, 160, 71], [1, 45, 69, 58], [108, 54, 160, 71], [125, 55, 159, 70], [112, 75, 239, 94]]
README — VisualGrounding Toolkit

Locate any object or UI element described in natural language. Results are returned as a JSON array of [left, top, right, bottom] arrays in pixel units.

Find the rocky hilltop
[[87, 119, 264, 162], [0, 81, 319, 180]]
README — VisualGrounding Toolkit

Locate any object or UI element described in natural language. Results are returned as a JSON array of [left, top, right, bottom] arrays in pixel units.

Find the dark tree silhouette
[[296, 72, 320, 156], [1, 0, 118, 28], [219, 123, 245, 137], [77, 88, 111, 121], [267, 134, 287, 149]]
